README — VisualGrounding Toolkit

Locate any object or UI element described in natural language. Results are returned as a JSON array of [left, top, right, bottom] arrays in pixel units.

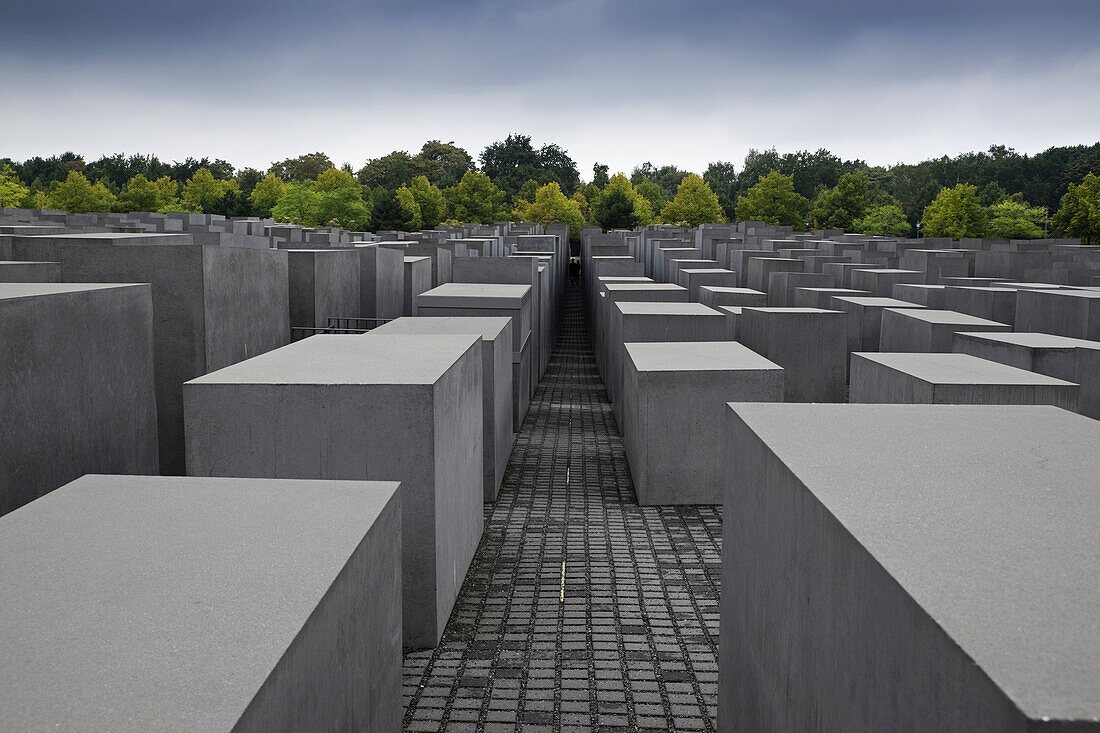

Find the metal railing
[[289, 317, 392, 342]]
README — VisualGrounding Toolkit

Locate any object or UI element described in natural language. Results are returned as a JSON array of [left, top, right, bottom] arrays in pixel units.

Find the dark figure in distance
[[568, 257, 581, 285]]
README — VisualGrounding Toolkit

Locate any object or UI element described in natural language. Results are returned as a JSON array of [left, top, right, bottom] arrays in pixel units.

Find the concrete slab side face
[[622, 342, 783, 505], [0, 475, 402, 732], [721, 403, 1100, 732], [738, 308, 846, 401], [183, 334, 483, 648], [849, 352, 1080, 410], [0, 284, 159, 516]]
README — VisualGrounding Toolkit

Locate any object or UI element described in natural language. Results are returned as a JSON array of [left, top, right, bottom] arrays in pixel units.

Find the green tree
[[47, 171, 117, 213], [250, 173, 288, 218], [630, 162, 690, 200], [442, 171, 508, 224], [313, 167, 359, 193], [515, 178, 540, 207], [356, 151, 419, 190], [395, 186, 423, 230], [271, 182, 320, 225], [734, 171, 808, 227], [660, 174, 724, 226], [181, 168, 233, 213], [704, 161, 738, 220], [854, 204, 911, 237], [592, 163, 610, 188], [414, 140, 475, 188], [237, 167, 263, 197], [633, 179, 667, 219], [592, 174, 654, 229], [480, 133, 580, 198], [269, 152, 333, 181], [1052, 173, 1100, 244], [986, 199, 1047, 239], [514, 182, 585, 242], [371, 187, 416, 231], [921, 184, 987, 238], [397, 176, 445, 229], [0, 165, 30, 207], [316, 187, 372, 230], [810, 172, 870, 229], [117, 174, 176, 212]]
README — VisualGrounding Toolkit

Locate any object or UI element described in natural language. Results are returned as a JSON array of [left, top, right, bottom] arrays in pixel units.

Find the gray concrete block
[[739, 308, 846, 402], [953, 331, 1100, 419], [622, 342, 783, 505], [415, 282, 533, 408], [609, 302, 727, 420], [0, 474, 402, 732], [677, 268, 738, 301], [698, 286, 766, 309], [746, 257, 803, 293], [879, 308, 1011, 353], [184, 333, 484, 648], [891, 283, 949, 308], [1015, 288, 1100, 340], [791, 287, 868, 310], [372, 317, 514, 501], [722, 402, 1100, 732], [17, 242, 289, 474], [766, 271, 836, 306], [355, 243, 404, 320], [830, 295, 924, 358], [0, 283, 159, 516], [669, 258, 719, 287], [402, 256, 432, 317], [850, 268, 924, 297], [850, 352, 1079, 408], [287, 249, 359, 328], [717, 305, 743, 340], [943, 286, 1018, 326], [822, 261, 884, 288], [0, 261, 61, 282], [596, 283, 688, 386]]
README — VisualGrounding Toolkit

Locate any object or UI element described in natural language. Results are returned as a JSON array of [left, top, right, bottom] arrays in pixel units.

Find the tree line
[[2, 137, 1098, 243]]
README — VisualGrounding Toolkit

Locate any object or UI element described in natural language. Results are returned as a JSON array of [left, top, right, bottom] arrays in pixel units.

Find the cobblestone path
[[402, 283, 722, 732]]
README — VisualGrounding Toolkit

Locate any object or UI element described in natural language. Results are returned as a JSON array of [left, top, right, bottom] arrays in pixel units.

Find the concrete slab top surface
[[894, 284, 948, 290], [371, 316, 511, 340], [699, 286, 763, 294], [0, 282, 147, 300], [625, 341, 781, 372], [831, 296, 919, 307], [0, 474, 400, 733], [679, 268, 733, 275], [187, 333, 479, 385], [955, 331, 1100, 351], [417, 282, 532, 307], [884, 308, 1009, 326], [1026, 288, 1100, 300], [726, 402, 1100, 721], [403, 255, 431, 263], [614, 302, 721, 316], [743, 307, 840, 314], [853, 268, 922, 274], [597, 277, 652, 283], [603, 283, 684, 292], [15, 232, 190, 241], [854, 352, 1077, 385], [945, 286, 1018, 293]]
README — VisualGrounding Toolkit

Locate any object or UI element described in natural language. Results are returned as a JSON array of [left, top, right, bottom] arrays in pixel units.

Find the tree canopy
[[660, 174, 725, 226], [1052, 172, 1100, 244], [921, 183, 987, 238], [47, 171, 116, 213], [734, 171, 807, 227], [514, 181, 585, 242], [480, 133, 580, 200], [443, 171, 508, 225], [592, 174, 654, 230], [810, 172, 870, 230]]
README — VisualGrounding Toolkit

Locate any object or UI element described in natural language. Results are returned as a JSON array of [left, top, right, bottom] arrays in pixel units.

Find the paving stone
[[402, 282, 719, 731]]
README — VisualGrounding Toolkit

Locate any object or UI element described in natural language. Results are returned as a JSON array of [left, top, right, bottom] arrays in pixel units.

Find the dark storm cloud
[[2, 0, 1097, 172]]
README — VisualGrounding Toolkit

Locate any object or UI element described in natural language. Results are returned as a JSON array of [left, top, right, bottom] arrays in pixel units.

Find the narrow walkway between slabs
[[402, 281, 721, 732]]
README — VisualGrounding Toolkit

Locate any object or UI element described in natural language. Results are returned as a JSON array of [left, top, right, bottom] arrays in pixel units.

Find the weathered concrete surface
[[355, 243, 404, 320], [622, 341, 782, 505], [0, 261, 61, 282], [698, 286, 766, 309], [879, 308, 1011, 353], [184, 334, 483, 648], [677, 268, 738, 301], [850, 268, 923, 297], [0, 474, 402, 732], [17, 242, 289, 475], [944, 286, 1018, 326], [739, 308, 846, 401], [0, 283, 159, 516], [596, 283, 688, 384], [1015, 288, 1100, 340], [287, 249, 359, 328], [722, 403, 1100, 732], [891, 283, 949, 308], [830, 295, 924, 360], [953, 330, 1100, 418], [850, 352, 1079, 409], [791, 287, 868, 310], [372, 317, 514, 501], [403, 256, 432, 317], [766, 271, 835, 307]]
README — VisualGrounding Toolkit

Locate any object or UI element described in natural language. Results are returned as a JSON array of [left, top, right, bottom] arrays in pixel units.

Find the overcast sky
[[3, 0, 1098, 179]]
